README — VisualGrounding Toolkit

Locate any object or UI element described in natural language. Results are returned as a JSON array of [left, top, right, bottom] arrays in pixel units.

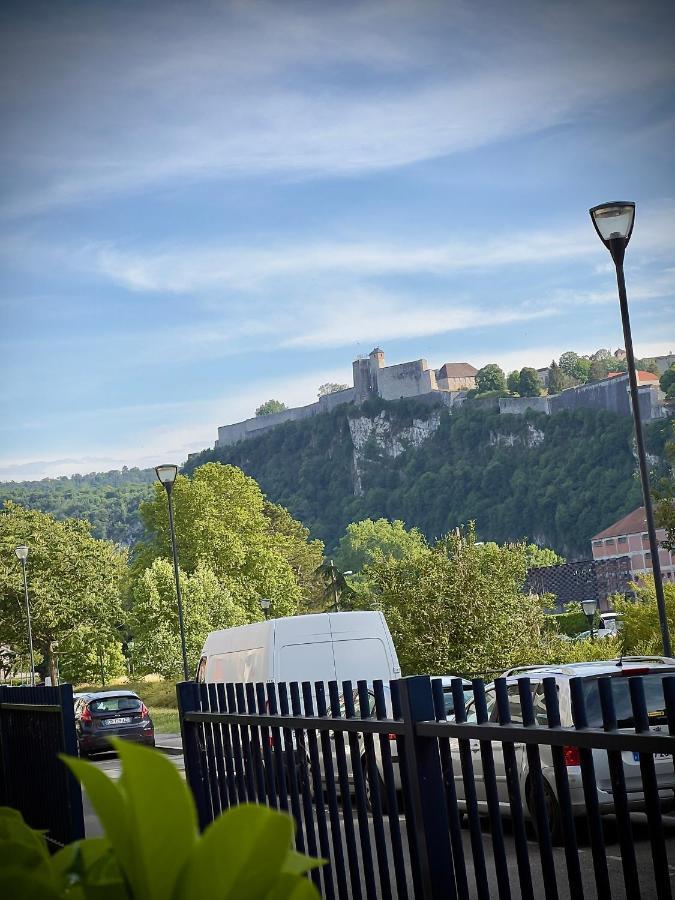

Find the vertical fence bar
[[266, 683, 289, 813], [278, 682, 306, 855], [432, 678, 468, 900], [225, 683, 247, 804], [206, 683, 229, 813], [215, 683, 238, 807], [58, 683, 85, 841], [398, 675, 455, 900], [452, 678, 490, 900], [235, 683, 256, 802], [290, 681, 320, 892], [357, 679, 392, 899], [256, 682, 278, 809], [629, 676, 672, 900], [474, 680, 511, 900], [302, 682, 336, 900], [542, 678, 584, 900], [177, 681, 212, 830], [493, 678, 533, 900], [316, 681, 350, 900], [343, 682, 378, 900], [517, 679, 558, 900], [569, 677, 611, 897], [376, 679, 410, 900], [199, 682, 221, 818], [245, 682, 267, 802], [328, 680, 363, 900], [598, 676, 641, 899]]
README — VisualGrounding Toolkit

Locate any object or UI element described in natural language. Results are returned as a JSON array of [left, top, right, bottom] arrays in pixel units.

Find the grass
[[75, 678, 180, 734]]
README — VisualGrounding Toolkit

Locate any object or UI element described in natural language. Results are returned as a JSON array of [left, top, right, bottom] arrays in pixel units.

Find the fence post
[[398, 675, 455, 900], [58, 683, 85, 840], [177, 681, 212, 830]]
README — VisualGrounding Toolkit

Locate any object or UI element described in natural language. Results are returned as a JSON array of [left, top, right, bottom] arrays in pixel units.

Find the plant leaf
[[0, 870, 61, 900], [0, 806, 53, 881], [282, 849, 326, 875], [114, 738, 197, 900], [265, 873, 323, 900], [175, 804, 297, 900]]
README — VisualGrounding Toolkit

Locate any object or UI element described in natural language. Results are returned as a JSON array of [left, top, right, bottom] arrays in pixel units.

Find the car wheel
[[363, 757, 389, 815], [528, 778, 563, 845]]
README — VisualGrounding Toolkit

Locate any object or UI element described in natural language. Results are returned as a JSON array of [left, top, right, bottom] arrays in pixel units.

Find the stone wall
[[499, 376, 666, 420], [499, 396, 551, 415], [377, 359, 437, 401]]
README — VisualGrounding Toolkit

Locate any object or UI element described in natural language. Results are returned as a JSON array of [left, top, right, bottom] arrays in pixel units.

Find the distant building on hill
[[591, 507, 675, 583]]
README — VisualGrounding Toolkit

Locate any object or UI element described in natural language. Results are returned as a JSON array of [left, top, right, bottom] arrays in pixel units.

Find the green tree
[[131, 560, 248, 677], [335, 518, 426, 573], [255, 399, 287, 417], [314, 559, 355, 611], [475, 364, 506, 394], [136, 463, 304, 620], [614, 576, 675, 653], [518, 368, 542, 397], [654, 424, 675, 552], [558, 351, 580, 378], [524, 544, 565, 568], [358, 524, 552, 676], [588, 358, 610, 383], [0, 502, 126, 684], [318, 383, 350, 397], [507, 370, 521, 394], [660, 364, 675, 396], [262, 500, 325, 609], [547, 361, 569, 395]]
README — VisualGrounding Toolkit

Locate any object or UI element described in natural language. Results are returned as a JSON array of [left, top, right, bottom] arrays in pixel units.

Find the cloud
[[2, 1, 674, 216]]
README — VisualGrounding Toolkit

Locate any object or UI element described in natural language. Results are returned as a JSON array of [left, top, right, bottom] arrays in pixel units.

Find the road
[[88, 753, 675, 898]]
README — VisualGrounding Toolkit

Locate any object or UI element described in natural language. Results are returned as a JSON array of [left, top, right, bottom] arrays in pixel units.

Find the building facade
[[591, 507, 675, 582]]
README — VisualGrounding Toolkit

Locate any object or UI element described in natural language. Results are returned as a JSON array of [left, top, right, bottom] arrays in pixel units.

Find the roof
[[592, 506, 647, 540], [501, 657, 675, 679], [437, 362, 478, 378], [606, 370, 659, 383], [79, 690, 140, 700]]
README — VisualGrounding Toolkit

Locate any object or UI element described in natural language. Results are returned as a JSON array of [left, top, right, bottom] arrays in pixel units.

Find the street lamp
[[589, 201, 671, 657], [154, 464, 190, 681], [581, 599, 598, 640], [14, 545, 35, 686], [260, 598, 271, 619]]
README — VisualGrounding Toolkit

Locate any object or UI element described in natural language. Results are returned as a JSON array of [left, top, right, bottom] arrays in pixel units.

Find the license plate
[[633, 751, 672, 761], [102, 716, 132, 726]]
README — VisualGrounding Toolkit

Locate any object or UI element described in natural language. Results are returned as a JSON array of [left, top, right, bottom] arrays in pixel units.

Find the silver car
[[449, 657, 675, 841]]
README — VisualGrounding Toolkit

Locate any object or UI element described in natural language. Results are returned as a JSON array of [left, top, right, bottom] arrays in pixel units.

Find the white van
[[196, 611, 401, 687]]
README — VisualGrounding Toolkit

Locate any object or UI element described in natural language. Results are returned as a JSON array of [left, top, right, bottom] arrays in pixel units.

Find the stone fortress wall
[[215, 347, 670, 449]]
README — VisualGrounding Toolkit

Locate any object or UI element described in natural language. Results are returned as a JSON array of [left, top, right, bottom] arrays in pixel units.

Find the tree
[[357, 525, 553, 676], [507, 370, 521, 394], [314, 560, 355, 611], [518, 368, 542, 397], [591, 348, 612, 362], [614, 576, 675, 654], [135, 463, 306, 620], [0, 502, 126, 684], [654, 425, 675, 552], [588, 358, 610, 383], [558, 351, 580, 377], [660, 364, 675, 396], [130, 560, 248, 677], [475, 364, 506, 394], [256, 399, 287, 417], [524, 544, 565, 568], [318, 383, 350, 397], [335, 518, 427, 573], [547, 361, 568, 395], [262, 500, 325, 609]]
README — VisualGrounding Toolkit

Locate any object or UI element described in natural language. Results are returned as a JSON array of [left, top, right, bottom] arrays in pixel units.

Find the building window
[[605, 538, 615, 547], [617, 536, 628, 545], [642, 532, 650, 546]]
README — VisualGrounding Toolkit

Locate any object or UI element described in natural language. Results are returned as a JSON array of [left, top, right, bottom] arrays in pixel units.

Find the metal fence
[[0, 683, 84, 848], [178, 674, 675, 900]]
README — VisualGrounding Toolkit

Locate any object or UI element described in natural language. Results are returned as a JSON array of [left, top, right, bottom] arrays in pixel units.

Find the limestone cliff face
[[489, 424, 545, 449], [348, 411, 441, 495]]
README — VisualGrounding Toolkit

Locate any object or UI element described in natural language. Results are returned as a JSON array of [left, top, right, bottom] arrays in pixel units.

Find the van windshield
[[582, 674, 670, 728]]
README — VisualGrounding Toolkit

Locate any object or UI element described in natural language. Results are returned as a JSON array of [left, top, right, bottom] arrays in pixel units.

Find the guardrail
[[178, 674, 675, 899]]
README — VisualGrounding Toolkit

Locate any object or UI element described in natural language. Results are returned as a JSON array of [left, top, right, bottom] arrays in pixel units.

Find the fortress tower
[[353, 347, 385, 401]]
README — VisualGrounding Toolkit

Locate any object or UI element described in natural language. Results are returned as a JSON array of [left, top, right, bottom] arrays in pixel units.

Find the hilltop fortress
[[214, 347, 670, 449], [215, 348, 477, 447]]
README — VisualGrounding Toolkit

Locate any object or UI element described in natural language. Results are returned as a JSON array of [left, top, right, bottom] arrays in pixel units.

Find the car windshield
[[582, 674, 670, 727], [89, 696, 141, 713], [443, 686, 473, 718]]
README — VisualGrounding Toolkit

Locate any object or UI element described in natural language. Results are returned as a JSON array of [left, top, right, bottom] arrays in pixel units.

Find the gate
[[0, 683, 84, 848], [178, 674, 675, 899]]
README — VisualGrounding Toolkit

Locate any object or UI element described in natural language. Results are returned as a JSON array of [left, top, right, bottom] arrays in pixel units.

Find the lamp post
[[155, 464, 190, 681], [260, 598, 271, 620], [581, 599, 598, 640], [589, 201, 672, 657], [14, 545, 35, 686]]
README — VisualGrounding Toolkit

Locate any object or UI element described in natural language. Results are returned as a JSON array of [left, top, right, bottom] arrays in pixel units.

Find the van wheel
[[363, 757, 389, 815], [528, 778, 563, 845]]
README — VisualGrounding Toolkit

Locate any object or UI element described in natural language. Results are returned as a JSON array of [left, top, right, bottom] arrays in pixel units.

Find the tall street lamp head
[[15, 545, 29, 562], [581, 598, 598, 618], [589, 202, 635, 265], [155, 464, 178, 488], [260, 598, 271, 612]]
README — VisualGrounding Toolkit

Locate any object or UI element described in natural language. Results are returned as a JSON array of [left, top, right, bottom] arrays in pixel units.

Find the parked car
[[448, 656, 675, 841], [74, 690, 155, 757]]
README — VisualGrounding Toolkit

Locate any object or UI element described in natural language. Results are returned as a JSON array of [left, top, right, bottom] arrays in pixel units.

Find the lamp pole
[[590, 202, 671, 657], [14, 545, 35, 686], [260, 598, 271, 620], [155, 465, 190, 681]]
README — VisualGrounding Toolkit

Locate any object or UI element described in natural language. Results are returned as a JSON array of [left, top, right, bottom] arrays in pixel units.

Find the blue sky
[[1, 0, 674, 480]]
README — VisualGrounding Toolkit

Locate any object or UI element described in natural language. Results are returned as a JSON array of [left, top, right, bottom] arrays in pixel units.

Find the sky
[[1, 0, 674, 481]]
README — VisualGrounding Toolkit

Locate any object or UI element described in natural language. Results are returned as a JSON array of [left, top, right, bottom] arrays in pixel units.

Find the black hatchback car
[[74, 690, 155, 757]]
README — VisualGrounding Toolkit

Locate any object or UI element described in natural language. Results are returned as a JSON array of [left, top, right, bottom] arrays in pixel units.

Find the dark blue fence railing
[[178, 673, 675, 900], [0, 683, 84, 848]]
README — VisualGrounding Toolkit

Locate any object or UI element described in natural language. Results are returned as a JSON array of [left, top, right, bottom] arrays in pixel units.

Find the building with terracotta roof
[[591, 507, 675, 582], [435, 362, 477, 391]]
